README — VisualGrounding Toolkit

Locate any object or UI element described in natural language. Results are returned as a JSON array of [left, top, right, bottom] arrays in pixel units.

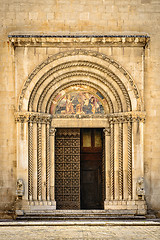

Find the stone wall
[[0, 0, 160, 217]]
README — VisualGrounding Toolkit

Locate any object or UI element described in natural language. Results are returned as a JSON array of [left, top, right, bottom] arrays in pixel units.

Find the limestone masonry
[[0, 0, 160, 218]]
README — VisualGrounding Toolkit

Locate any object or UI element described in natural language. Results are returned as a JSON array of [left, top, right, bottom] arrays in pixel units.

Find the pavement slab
[[0, 223, 160, 240]]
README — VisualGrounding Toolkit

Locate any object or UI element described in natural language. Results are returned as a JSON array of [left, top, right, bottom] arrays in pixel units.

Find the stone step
[[16, 210, 146, 221]]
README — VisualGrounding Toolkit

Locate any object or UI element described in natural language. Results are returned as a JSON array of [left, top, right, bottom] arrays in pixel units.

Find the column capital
[[15, 111, 52, 124], [108, 111, 146, 124]]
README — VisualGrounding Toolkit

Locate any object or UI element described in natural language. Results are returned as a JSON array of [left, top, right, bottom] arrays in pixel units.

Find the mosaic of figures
[[50, 85, 106, 115], [55, 91, 104, 115]]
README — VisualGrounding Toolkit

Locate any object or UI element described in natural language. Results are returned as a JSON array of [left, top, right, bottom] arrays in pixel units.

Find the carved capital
[[132, 112, 146, 123], [15, 112, 30, 123], [15, 112, 52, 124], [108, 111, 146, 124]]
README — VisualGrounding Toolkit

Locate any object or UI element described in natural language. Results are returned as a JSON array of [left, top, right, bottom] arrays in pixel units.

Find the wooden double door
[[55, 128, 103, 210]]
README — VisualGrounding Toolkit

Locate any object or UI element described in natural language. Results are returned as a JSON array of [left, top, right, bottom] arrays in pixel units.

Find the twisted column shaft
[[28, 122, 33, 200], [128, 121, 132, 199], [37, 123, 42, 200], [110, 122, 114, 200], [118, 122, 123, 200], [46, 123, 51, 200]]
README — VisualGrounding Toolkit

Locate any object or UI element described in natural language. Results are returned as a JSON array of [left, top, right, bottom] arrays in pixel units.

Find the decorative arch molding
[[14, 46, 147, 215], [28, 60, 132, 112], [18, 49, 141, 112], [36, 71, 123, 113]]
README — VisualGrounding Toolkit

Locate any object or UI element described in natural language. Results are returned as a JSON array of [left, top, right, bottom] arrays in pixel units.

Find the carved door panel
[[55, 128, 80, 209]]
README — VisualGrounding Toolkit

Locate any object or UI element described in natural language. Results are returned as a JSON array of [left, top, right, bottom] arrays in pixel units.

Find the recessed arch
[[18, 49, 141, 113], [36, 71, 123, 113], [28, 60, 132, 112]]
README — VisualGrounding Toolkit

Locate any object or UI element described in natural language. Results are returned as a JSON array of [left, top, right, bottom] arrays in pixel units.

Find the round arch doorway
[[15, 47, 147, 216]]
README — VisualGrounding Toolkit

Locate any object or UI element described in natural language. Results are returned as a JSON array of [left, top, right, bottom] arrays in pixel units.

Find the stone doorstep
[[1, 220, 160, 227], [16, 209, 146, 219]]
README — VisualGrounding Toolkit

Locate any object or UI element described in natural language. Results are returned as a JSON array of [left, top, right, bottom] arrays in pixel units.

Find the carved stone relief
[[16, 179, 24, 198]]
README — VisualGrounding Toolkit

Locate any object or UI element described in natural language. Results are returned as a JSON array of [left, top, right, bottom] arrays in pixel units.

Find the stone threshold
[[0, 220, 160, 227]]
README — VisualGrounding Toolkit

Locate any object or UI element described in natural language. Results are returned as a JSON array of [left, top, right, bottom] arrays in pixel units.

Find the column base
[[15, 200, 56, 216], [104, 200, 147, 215], [29, 200, 56, 211]]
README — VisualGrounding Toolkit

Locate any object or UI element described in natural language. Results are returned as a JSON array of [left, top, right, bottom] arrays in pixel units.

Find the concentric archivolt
[[36, 71, 123, 113], [18, 49, 141, 114], [28, 60, 131, 112]]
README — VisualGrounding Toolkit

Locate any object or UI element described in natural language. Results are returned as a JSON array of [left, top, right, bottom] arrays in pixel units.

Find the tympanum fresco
[[50, 86, 106, 115]]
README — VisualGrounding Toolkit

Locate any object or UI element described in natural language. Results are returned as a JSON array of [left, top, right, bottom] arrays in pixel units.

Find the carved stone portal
[[14, 44, 147, 215]]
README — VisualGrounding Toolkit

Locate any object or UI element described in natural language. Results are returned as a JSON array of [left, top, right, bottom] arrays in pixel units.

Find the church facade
[[0, 0, 160, 218]]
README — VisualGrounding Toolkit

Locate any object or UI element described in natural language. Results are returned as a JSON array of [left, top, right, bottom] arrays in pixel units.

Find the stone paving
[[0, 225, 160, 240]]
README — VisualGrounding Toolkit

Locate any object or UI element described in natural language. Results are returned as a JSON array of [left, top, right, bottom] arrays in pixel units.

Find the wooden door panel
[[80, 128, 103, 209], [55, 128, 80, 210], [81, 165, 102, 209]]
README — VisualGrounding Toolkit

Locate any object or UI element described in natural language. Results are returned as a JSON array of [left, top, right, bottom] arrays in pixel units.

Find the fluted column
[[104, 128, 111, 201], [50, 128, 56, 202]]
